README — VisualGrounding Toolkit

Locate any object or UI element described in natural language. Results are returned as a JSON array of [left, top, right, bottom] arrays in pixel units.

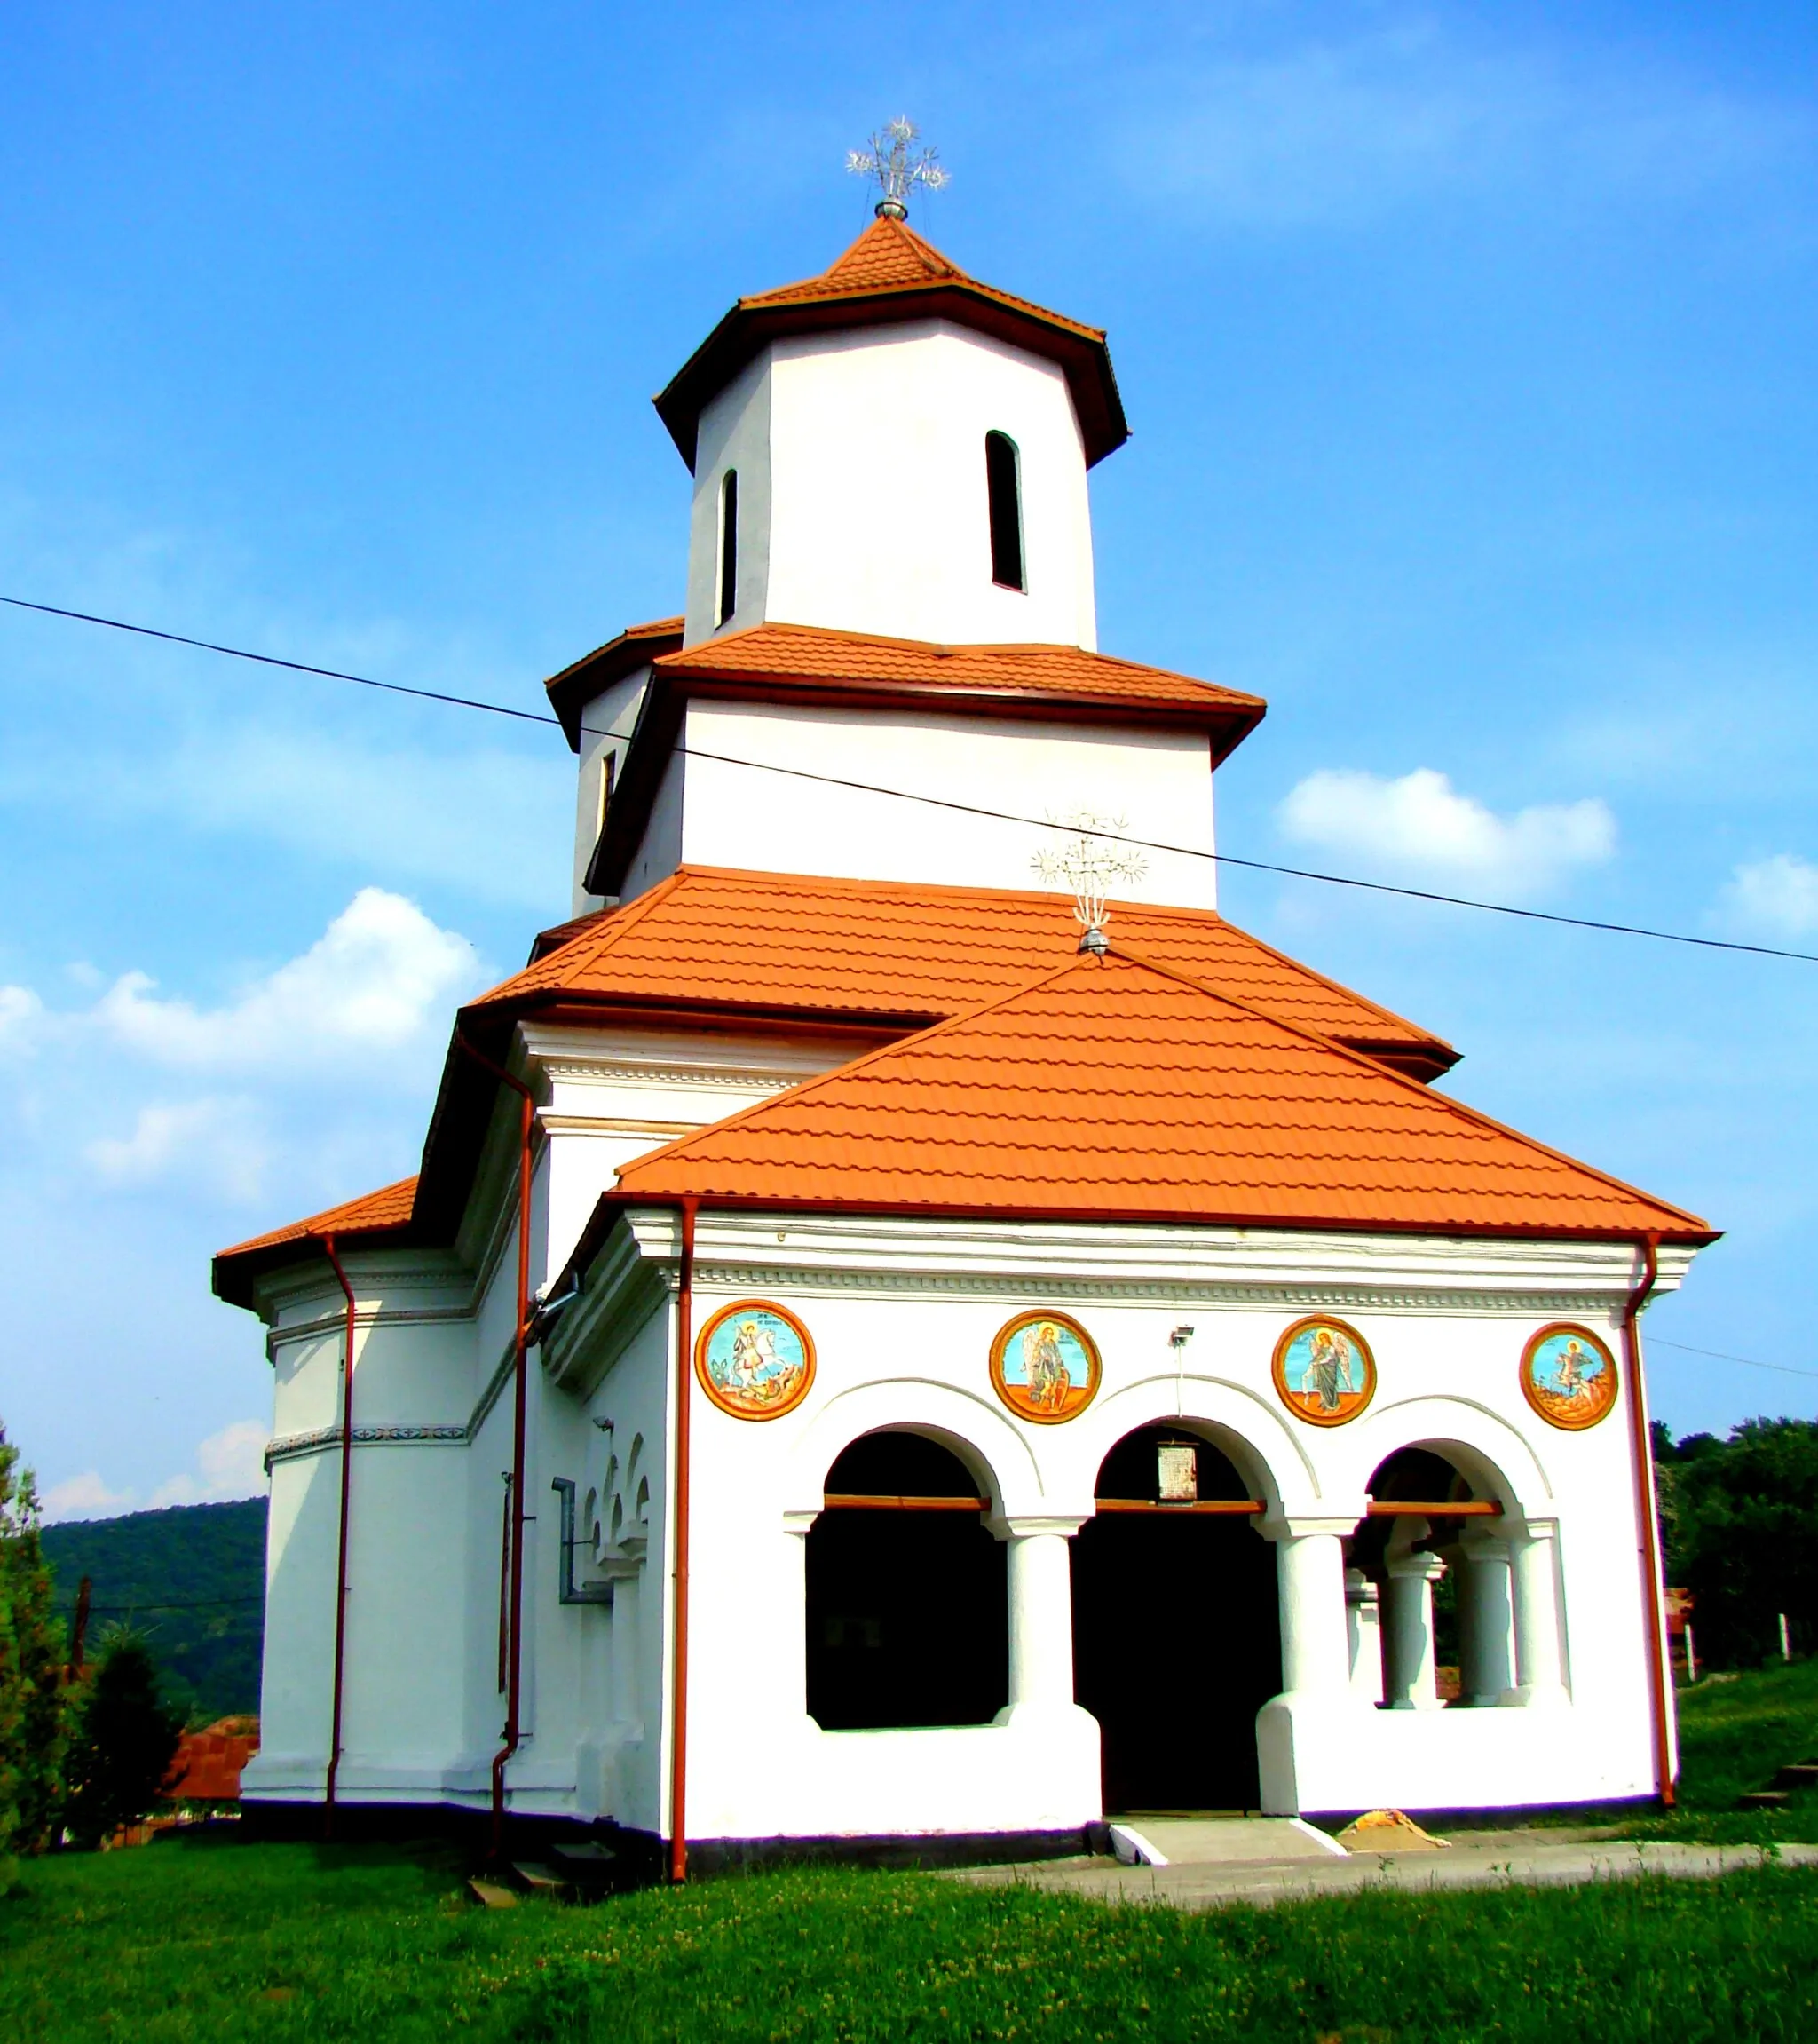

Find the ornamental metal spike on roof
[[608, 947, 1709, 1240]]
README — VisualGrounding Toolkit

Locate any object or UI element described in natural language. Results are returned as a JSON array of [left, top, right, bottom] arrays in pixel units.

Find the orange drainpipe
[[1621, 1232, 1674, 1806], [454, 1034, 538, 1862], [668, 1196, 699, 1883], [317, 1232, 358, 1839]]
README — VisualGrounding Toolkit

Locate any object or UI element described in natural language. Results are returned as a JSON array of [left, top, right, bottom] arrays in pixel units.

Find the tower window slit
[[985, 432, 1024, 591], [716, 469, 739, 627]]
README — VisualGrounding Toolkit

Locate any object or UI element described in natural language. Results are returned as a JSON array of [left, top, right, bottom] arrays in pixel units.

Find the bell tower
[[657, 207, 1127, 654]]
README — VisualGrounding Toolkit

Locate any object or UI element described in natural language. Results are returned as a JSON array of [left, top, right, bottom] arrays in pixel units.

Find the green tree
[[62, 1629, 184, 1847], [0, 1426, 70, 1881], [1657, 1418, 1818, 1667]]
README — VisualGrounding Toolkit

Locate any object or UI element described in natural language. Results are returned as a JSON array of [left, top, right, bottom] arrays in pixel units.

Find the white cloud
[[40, 1420, 269, 1522], [0, 891, 484, 1200], [91, 887, 480, 1074], [41, 1470, 136, 1523], [1277, 766, 1616, 899], [1719, 854, 1818, 939], [86, 1097, 267, 1202], [1119, 23, 1806, 227], [0, 985, 43, 1054], [148, 1420, 270, 1509]]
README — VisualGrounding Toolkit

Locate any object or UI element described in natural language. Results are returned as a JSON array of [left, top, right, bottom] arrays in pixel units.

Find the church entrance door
[[1071, 1425, 1281, 1813]]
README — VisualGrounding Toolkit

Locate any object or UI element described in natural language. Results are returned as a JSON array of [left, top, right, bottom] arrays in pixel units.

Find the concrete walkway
[[957, 1827, 1818, 1912]]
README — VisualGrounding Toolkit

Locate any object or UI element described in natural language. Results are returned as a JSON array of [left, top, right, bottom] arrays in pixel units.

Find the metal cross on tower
[[846, 118, 950, 220], [1032, 810, 1150, 953]]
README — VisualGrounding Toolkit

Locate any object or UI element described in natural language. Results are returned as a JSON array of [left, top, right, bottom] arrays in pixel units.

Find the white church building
[[215, 200, 1712, 1871]]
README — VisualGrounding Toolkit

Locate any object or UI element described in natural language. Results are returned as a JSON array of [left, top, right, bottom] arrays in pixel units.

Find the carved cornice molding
[[537, 1058, 799, 1095], [265, 1423, 468, 1470], [683, 1263, 1636, 1319]]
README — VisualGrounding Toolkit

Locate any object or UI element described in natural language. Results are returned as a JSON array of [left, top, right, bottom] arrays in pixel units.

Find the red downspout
[[318, 1232, 358, 1839], [454, 1034, 537, 1863], [1622, 1232, 1674, 1807], [668, 1196, 699, 1884]]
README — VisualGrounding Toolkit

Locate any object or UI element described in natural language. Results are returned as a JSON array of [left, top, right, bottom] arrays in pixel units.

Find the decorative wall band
[[265, 1423, 469, 1471], [685, 1263, 1631, 1318]]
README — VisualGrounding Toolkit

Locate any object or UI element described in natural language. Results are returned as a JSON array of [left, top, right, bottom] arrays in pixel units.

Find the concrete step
[[1109, 1817, 1346, 1866]]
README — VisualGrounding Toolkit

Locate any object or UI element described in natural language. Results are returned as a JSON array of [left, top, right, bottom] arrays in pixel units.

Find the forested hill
[[42, 1497, 266, 1723]]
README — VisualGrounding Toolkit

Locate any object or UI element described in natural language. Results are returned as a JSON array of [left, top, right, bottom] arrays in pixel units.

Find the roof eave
[[543, 618, 685, 751], [581, 1184, 1721, 1253], [654, 285, 1129, 472]]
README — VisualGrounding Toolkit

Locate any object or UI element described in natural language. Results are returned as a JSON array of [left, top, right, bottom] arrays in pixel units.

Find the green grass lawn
[[4, 1661, 1817, 2043]]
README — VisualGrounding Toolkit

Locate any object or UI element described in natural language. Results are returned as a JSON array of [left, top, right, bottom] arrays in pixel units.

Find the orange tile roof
[[742, 217, 1104, 345], [213, 1177, 420, 1307], [608, 948, 1711, 1241], [656, 219, 1127, 469], [745, 215, 967, 302], [653, 622, 1265, 728], [216, 873, 1473, 1303], [487, 867, 1453, 1073], [217, 1176, 419, 1258]]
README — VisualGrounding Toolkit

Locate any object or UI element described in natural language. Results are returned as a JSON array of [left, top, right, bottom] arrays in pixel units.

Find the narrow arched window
[[985, 432, 1024, 591], [716, 469, 739, 628]]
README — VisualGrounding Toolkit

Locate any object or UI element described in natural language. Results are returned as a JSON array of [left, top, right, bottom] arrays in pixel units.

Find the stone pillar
[[1456, 1527, 1515, 1707], [1344, 1567, 1385, 1705], [1504, 1519, 1569, 1708], [1255, 1515, 1366, 1816], [1004, 1527, 1078, 1710], [1382, 1550, 1448, 1709], [1269, 1525, 1353, 1701]]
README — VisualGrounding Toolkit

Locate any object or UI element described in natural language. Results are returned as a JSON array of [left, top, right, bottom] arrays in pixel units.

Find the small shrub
[[60, 1628, 183, 1847]]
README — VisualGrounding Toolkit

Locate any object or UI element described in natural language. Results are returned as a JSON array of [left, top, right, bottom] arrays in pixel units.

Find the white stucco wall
[[613, 698, 1218, 908], [683, 323, 1097, 652], [245, 1254, 477, 1803], [547, 1211, 1688, 1842], [570, 665, 656, 918]]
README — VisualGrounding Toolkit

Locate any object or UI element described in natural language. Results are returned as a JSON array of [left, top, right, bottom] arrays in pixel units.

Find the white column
[[1345, 1567, 1385, 1705], [1268, 1525, 1353, 1701], [1504, 1519, 1569, 1708], [1004, 1527, 1078, 1710], [1457, 1528, 1515, 1707], [1382, 1551, 1447, 1709]]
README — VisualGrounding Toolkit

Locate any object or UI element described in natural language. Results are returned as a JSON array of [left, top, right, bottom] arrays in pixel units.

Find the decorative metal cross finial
[[846, 118, 950, 220], [1032, 810, 1149, 952]]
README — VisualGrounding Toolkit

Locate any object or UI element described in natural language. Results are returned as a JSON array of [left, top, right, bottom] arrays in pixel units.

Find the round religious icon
[[989, 1310, 1101, 1424], [694, 1300, 816, 1422], [1521, 1323, 1619, 1431], [1271, 1316, 1376, 1427]]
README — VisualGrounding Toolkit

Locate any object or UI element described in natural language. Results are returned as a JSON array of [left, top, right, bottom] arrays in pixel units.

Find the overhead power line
[[6, 591, 1817, 968], [1648, 1336, 1818, 1384]]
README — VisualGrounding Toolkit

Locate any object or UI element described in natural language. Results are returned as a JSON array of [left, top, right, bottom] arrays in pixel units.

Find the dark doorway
[[806, 1432, 1008, 1731], [1071, 1425, 1281, 1812]]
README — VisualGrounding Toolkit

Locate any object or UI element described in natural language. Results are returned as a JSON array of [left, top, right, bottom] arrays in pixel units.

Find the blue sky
[[1, 2, 1814, 1516]]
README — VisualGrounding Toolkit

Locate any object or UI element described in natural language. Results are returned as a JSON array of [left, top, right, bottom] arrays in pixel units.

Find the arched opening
[[1071, 1424, 1280, 1812], [1351, 1446, 1511, 1708], [716, 469, 739, 627], [984, 432, 1024, 591], [805, 1430, 1008, 1731]]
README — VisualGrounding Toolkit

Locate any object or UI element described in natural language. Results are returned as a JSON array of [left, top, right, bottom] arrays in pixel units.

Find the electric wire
[[1648, 1337, 1818, 1383], [6, 590, 1817, 968]]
